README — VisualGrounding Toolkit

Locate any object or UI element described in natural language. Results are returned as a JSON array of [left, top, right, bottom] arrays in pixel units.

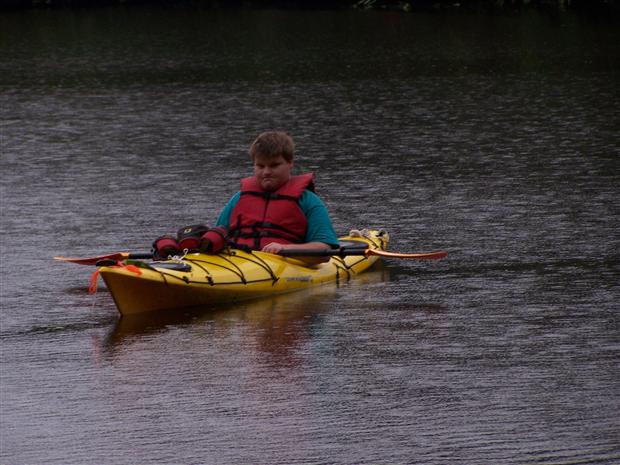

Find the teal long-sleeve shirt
[[216, 190, 339, 247]]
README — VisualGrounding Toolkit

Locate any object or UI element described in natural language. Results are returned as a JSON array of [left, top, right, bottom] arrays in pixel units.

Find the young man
[[154, 131, 338, 265], [212, 131, 339, 264]]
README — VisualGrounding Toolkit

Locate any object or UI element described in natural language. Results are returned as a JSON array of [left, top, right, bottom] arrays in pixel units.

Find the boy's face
[[253, 154, 293, 192]]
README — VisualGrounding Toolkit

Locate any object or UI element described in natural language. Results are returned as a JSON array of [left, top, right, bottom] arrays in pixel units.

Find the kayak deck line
[[185, 248, 280, 285]]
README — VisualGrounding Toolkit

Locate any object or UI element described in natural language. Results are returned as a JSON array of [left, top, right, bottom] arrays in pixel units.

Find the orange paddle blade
[[366, 249, 448, 259], [54, 252, 131, 265]]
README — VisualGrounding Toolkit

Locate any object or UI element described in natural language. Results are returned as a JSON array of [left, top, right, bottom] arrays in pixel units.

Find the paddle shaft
[[279, 248, 447, 260], [125, 253, 154, 260]]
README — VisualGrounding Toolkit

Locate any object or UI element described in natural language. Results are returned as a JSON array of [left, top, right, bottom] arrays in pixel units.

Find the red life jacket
[[229, 173, 315, 250]]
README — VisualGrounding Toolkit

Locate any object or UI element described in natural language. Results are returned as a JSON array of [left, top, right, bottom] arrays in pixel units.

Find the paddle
[[55, 247, 447, 266]]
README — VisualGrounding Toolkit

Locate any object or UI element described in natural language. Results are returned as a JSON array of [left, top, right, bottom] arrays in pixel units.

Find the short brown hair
[[249, 131, 295, 162]]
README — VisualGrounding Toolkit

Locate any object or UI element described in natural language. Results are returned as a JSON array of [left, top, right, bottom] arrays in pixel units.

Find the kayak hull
[[100, 229, 388, 316]]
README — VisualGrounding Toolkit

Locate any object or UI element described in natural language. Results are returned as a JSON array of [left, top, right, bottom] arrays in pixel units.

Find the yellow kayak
[[98, 229, 389, 316]]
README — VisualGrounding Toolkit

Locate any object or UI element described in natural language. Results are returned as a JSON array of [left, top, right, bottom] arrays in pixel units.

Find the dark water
[[1, 6, 619, 465]]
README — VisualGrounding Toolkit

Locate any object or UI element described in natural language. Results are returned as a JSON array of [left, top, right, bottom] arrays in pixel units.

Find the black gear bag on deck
[[176, 224, 210, 251]]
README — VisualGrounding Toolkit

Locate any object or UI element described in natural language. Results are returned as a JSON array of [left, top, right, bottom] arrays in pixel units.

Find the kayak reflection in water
[[153, 131, 340, 266]]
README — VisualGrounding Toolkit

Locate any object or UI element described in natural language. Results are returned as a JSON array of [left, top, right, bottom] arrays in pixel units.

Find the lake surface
[[1, 5, 619, 464]]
